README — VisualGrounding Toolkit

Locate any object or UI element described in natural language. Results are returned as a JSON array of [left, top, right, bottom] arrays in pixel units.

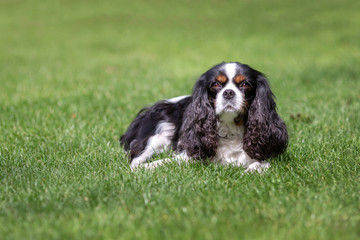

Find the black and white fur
[[120, 62, 288, 172]]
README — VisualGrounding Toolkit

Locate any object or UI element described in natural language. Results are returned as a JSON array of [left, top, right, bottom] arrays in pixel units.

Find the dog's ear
[[178, 75, 218, 159], [243, 73, 288, 160]]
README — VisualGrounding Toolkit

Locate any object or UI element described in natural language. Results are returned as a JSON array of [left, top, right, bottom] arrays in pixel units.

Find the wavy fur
[[120, 62, 288, 171], [178, 75, 218, 159], [243, 73, 288, 160]]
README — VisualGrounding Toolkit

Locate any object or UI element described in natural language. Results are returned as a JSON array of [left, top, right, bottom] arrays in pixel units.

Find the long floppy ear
[[178, 76, 218, 160], [243, 74, 288, 160]]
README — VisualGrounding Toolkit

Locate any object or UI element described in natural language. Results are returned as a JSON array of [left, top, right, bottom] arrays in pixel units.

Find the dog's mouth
[[216, 96, 244, 116], [216, 105, 241, 118], [222, 102, 241, 113], [223, 105, 237, 112]]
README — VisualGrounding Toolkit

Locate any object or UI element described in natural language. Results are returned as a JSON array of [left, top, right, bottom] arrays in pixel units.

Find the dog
[[120, 62, 288, 172]]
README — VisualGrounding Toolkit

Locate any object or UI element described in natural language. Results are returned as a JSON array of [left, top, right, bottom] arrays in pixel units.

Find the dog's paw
[[245, 161, 270, 174], [130, 159, 173, 171]]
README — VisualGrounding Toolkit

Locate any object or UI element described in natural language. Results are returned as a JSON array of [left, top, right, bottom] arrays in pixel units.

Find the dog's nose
[[223, 89, 235, 99]]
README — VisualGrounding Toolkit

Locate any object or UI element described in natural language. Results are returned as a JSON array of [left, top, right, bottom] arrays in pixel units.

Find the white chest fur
[[212, 114, 257, 168]]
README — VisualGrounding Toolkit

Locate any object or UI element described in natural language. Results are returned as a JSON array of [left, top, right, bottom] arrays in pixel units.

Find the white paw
[[142, 161, 164, 170], [130, 158, 173, 171], [130, 163, 140, 171], [245, 161, 270, 173], [130, 162, 157, 171]]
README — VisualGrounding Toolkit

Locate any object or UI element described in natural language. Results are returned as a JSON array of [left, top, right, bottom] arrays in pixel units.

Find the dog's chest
[[213, 122, 245, 164]]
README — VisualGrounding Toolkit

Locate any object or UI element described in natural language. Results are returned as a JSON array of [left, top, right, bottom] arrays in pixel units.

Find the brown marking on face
[[208, 95, 216, 108], [234, 75, 246, 84], [234, 114, 246, 126], [216, 74, 227, 84], [234, 99, 250, 126], [242, 99, 250, 112]]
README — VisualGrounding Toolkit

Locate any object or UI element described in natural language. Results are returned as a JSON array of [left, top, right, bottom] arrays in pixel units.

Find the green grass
[[1, 0, 359, 239]]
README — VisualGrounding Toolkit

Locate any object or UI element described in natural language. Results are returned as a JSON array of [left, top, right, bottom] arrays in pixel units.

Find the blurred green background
[[1, 0, 359, 239]]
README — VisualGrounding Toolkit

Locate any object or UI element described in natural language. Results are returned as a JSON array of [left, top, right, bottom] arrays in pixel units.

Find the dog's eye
[[211, 82, 222, 88], [240, 81, 249, 88]]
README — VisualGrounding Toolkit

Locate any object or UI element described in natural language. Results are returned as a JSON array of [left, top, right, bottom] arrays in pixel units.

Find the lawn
[[0, 0, 359, 239]]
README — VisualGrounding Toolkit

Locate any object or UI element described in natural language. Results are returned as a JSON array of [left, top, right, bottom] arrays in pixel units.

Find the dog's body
[[120, 62, 288, 172]]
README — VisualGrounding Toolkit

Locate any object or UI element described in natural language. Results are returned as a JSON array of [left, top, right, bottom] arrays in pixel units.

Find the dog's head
[[179, 62, 288, 160]]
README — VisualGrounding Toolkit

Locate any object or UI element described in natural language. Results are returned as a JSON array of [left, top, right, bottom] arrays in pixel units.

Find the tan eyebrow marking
[[234, 75, 246, 84], [216, 74, 227, 83]]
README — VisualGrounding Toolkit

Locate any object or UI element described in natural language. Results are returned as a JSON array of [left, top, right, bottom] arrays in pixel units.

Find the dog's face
[[206, 63, 256, 117], [180, 61, 288, 160]]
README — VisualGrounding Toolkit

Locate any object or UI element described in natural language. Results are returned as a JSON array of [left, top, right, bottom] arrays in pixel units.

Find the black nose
[[223, 89, 235, 99]]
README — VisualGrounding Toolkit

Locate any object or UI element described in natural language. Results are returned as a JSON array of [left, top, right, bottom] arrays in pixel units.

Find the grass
[[0, 0, 359, 239]]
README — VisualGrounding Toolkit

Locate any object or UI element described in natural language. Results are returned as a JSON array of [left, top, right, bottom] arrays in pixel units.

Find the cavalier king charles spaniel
[[120, 62, 288, 173]]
